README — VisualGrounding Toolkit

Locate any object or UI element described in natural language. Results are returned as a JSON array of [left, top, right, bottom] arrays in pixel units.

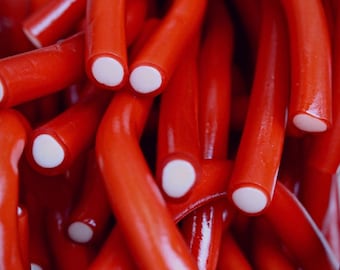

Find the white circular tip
[[293, 113, 328, 132], [232, 187, 268, 214], [91, 56, 125, 87], [31, 263, 43, 270], [68, 221, 94, 244], [129, 66, 162, 94], [162, 159, 196, 198], [32, 134, 65, 168]]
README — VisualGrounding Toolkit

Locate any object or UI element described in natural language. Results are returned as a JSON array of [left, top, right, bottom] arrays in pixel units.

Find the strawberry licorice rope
[[280, 0, 333, 132], [25, 83, 111, 175], [128, 0, 207, 95], [96, 90, 197, 270], [23, 0, 86, 48], [156, 36, 201, 200], [0, 32, 85, 108], [228, 0, 289, 215], [0, 109, 29, 270]]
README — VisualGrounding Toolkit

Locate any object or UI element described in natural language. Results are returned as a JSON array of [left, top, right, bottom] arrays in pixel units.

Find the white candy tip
[[162, 159, 196, 198], [129, 66, 162, 94], [68, 221, 94, 244], [31, 263, 43, 270], [232, 187, 268, 214], [32, 134, 65, 168], [91, 56, 125, 87], [293, 113, 328, 132]]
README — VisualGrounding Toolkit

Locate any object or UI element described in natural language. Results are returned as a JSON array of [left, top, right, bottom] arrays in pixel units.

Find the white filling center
[[91, 56, 125, 87], [129, 66, 162, 94], [68, 221, 94, 243], [32, 134, 65, 168], [162, 159, 196, 198], [232, 187, 268, 214], [293, 113, 327, 132], [31, 263, 43, 270]]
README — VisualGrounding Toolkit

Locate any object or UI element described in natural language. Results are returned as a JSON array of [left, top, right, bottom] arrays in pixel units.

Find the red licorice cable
[[23, 0, 86, 48], [128, 0, 207, 95], [305, 7, 340, 175], [85, 0, 127, 89], [198, 0, 233, 160], [25, 84, 111, 175], [228, 0, 289, 215], [280, 0, 333, 132], [0, 32, 85, 108], [66, 150, 112, 245], [0, 109, 28, 270], [156, 36, 201, 200], [96, 90, 197, 270], [264, 182, 339, 270]]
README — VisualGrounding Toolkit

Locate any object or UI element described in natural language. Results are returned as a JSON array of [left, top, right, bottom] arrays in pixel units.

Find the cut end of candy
[[129, 66, 162, 94], [31, 263, 43, 270], [23, 28, 42, 48], [91, 56, 125, 87], [232, 187, 268, 214], [293, 113, 328, 132], [68, 221, 94, 243], [162, 159, 196, 198], [32, 134, 65, 168]]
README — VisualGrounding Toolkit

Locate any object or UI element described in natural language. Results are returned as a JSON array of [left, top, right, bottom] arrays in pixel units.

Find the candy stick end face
[[129, 66, 162, 94], [32, 134, 65, 168], [91, 56, 125, 87], [162, 159, 196, 198], [30, 263, 43, 270], [67, 221, 94, 244], [232, 187, 268, 214], [293, 113, 328, 132]]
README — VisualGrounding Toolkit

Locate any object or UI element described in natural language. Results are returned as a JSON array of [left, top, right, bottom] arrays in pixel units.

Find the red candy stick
[[96, 90, 197, 269], [23, 0, 86, 48], [128, 0, 207, 95], [67, 150, 112, 245], [156, 36, 201, 199], [0, 109, 28, 270], [305, 6, 340, 174], [264, 182, 339, 270], [198, 0, 233, 160], [85, 0, 127, 89], [0, 32, 85, 108], [26, 84, 111, 175], [228, 0, 289, 214], [280, 0, 332, 132]]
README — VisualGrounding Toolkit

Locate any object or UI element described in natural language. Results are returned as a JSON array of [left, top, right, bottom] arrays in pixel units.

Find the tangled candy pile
[[0, 0, 339, 269]]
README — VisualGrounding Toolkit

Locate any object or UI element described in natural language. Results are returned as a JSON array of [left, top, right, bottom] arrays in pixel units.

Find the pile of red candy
[[0, 0, 339, 269]]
